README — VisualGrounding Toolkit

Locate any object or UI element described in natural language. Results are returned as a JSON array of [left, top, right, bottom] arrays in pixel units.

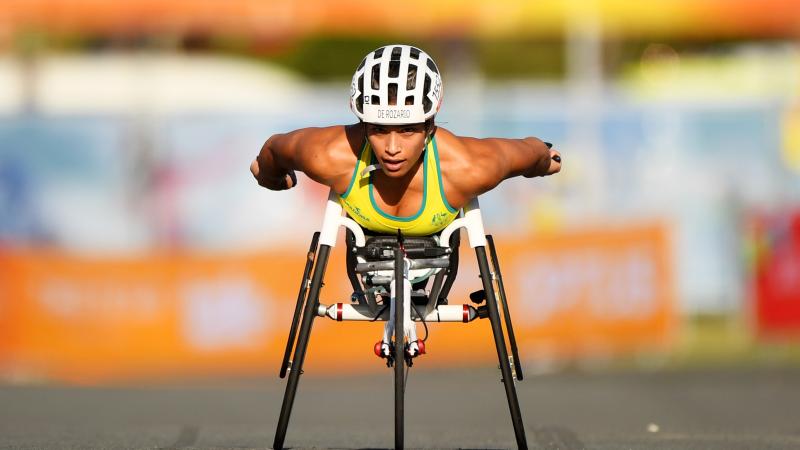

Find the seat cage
[[326, 189, 484, 319], [346, 231, 460, 315]]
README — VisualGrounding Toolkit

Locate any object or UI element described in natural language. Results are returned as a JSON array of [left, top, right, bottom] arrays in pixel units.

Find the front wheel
[[394, 248, 405, 450]]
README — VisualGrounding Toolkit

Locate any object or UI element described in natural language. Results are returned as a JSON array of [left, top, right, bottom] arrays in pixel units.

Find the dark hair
[[424, 118, 436, 136]]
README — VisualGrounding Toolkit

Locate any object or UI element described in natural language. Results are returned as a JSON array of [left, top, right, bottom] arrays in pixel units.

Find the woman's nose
[[386, 132, 401, 155]]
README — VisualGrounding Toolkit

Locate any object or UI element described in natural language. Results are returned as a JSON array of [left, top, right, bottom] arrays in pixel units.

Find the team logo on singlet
[[343, 199, 370, 223], [430, 212, 449, 228]]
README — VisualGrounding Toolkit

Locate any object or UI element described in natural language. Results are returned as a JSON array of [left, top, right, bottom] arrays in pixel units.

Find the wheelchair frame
[[273, 190, 528, 450]]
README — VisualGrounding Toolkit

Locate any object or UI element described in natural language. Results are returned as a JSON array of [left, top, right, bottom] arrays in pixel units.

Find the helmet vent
[[423, 74, 432, 113], [409, 47, 420, 59], [405, 95, 414, 106], [356, 74, 364, 113], [390, 46, 402, 60], [406, 64, 417, 90], [371, 64, 380, 88], [426, 59, 438, 74], [389, 60, 400, 78], [387, 83, 398, 105], [374, 48, 384, 58]]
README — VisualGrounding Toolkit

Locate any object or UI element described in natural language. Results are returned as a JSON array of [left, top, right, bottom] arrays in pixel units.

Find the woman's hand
[[251, 158, 297, 191], [546, 148, 562, 175]]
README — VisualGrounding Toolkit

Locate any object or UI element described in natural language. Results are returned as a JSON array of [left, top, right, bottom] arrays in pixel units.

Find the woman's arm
[[450, 133, 561, 199], [250, 125, 356, 192]]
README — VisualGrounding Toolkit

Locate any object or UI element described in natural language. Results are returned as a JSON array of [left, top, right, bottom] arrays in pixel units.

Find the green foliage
[[475, 39, 566, 79], [265, 37, 420, 81], [257, 36, 567, 81]]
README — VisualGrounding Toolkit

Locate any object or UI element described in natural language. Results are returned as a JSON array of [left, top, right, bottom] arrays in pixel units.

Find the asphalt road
[[1, 366, 799, 449]]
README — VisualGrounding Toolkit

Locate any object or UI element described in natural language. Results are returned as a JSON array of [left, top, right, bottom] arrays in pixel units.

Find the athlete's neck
[[372, 154, 424, 206]]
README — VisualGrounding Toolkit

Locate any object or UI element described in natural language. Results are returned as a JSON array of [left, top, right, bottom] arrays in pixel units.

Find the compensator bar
[[317, 302, 481, 323]]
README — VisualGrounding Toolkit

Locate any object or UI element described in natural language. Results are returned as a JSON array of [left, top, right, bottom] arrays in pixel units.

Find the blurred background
[[1, 0, 799, 385]]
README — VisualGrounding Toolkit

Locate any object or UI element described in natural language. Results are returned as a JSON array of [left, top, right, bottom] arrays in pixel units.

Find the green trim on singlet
[[341, 140, 368, 199], [368, 147, 429, 222], [337, 135, 458, 236], [431, 137, 457, 214]]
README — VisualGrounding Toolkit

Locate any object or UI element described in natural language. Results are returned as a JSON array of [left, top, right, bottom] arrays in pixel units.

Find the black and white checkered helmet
[[350, 45, 443, 125]]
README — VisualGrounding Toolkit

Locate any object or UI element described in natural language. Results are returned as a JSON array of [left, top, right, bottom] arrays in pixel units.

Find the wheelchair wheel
[[394, 247, 405, 450]]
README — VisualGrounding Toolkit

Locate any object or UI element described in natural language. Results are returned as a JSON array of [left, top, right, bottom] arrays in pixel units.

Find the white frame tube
[[319, 190, 366, 248], [439, 197, 487, 248]]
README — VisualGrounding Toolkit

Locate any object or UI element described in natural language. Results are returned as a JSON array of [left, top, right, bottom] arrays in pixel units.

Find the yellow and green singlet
[[338, 137, 458, 236]]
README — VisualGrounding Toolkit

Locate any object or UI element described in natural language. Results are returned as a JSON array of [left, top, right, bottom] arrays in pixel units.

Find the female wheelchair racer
[[251, 44, 561, 450]]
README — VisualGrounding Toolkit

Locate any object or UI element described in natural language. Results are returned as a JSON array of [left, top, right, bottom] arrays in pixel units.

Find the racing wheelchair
[[273, 190, 528, 450]]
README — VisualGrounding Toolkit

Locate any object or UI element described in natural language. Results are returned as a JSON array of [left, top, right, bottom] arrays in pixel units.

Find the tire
[[394, 247, 405, 450]]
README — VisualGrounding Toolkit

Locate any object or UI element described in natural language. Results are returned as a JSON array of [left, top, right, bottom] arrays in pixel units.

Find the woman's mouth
[[382, 158, 405, 172]]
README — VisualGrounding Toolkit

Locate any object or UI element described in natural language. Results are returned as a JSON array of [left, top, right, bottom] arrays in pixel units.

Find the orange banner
[[495, 224, 676, 359], [0, 224, 674, 384]]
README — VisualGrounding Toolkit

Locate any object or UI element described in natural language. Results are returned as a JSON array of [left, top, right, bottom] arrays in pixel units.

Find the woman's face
[[365, 123, 428, 178]]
